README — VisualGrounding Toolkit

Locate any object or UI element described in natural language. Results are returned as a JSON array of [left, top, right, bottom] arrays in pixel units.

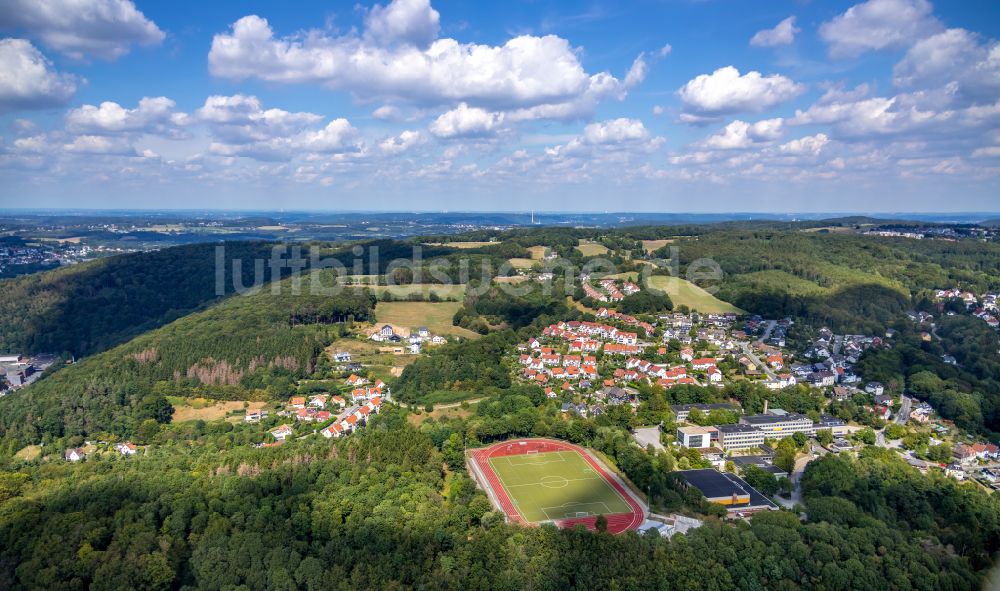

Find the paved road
[[741, 342, 777, 380], [633, 426, 665, 451], [896, 395, 912, 424], [776, 452, 817, 510], [757, 320, 777, 344]]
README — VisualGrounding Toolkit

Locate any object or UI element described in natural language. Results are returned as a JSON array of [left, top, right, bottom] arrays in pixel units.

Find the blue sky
[[1, 0, 999, 212]]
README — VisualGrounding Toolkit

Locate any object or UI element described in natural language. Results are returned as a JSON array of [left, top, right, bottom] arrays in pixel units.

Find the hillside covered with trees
[[0, 280, 375, 450]]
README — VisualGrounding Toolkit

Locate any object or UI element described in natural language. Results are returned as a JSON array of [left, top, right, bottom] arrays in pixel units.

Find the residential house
[[115, 442, 138, 456], [64, 448, 86, 462]]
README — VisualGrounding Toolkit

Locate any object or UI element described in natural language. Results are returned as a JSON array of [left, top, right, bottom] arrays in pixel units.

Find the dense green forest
[[0, 411, 996, 590], [0, 242, 295, 357], [0, 280, 375, 450], [394, 332, 517, 403]]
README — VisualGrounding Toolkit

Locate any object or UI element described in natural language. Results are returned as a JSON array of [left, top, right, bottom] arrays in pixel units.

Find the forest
[[0, 408, 997, 590], [0, 242, 296, 357]]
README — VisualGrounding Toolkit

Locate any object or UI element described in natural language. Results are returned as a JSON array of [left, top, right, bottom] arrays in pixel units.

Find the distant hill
[[0, 241, 289, 358]]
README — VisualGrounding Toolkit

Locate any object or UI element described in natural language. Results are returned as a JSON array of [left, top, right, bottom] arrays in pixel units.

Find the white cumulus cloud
[[780, 133, 830, 155], [701, 118, 784, 149], [750, 17, 799, 47], [678, 66, 804, 121], [429, 103, 505, 138], [66, 97, 183, 134], [207, 1, 644, 120], [380, 130, 424, 154], [0, 39, 77, 113], [582, 118, 651, 144], [365, 0, 439, 47], [819, 0, 940, 59], [0, 0, 165, 60]]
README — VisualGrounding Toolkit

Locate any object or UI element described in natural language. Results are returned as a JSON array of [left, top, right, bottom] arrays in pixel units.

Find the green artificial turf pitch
[[487, 450, 633, 522]]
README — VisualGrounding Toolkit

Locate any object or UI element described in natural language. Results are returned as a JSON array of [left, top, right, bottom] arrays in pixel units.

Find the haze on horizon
[[0, 0, 998, 212]]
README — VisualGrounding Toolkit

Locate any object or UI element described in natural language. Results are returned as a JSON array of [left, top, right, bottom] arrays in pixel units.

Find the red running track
[[470, 438, 644, 534]]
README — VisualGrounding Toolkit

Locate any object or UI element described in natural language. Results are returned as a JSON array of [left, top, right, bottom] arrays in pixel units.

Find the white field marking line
[[503, 474, 604, 488], [540, 501, 613, 520], [504, 451, 570, 468], [582, 454, 636, 514], [486, 457, 527, 520]]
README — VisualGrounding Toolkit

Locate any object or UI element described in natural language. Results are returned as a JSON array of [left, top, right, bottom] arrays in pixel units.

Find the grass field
[[375, 301, 481, 338], [508, 258, 536, 269], [15, 445, 41, 461], [576, 240, 610, 257], [407, 400, 479, 425], [647, 275, 744, 314], [488, 450, 633, 522], [168, 398, 266, 423], [371, 284, 466, 300]]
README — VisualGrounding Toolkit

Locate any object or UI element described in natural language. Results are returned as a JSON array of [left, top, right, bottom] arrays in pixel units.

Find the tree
[[927, 443, 953, 462], [792, 431, 808, 448], [854, 428, 876, 445], [743, 465, 779, 496], [885, 423, 907, 440], [594, 514, 608, 533], [815, 429, 833, 446], [774, 448, 796, 474]]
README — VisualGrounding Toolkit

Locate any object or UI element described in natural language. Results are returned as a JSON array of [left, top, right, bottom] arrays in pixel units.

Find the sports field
[[469, 439, 644, 533], [488, 450, 632, 522]]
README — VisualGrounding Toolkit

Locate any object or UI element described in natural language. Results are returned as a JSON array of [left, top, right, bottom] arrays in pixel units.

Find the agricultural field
[[375, 301, 481, 338], [641, 239, 673, 253], [527, 245, 547, 260], [168, 398, 267, 423], [494, 275, 529, 284], [647, 275, 744, 314], [576, 240, 610, 256]]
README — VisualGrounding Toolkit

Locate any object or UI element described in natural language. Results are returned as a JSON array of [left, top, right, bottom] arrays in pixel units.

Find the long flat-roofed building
[[677, 469, 777, 515], [739, 412, 814, 438], [716, 423, 765, 450]]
